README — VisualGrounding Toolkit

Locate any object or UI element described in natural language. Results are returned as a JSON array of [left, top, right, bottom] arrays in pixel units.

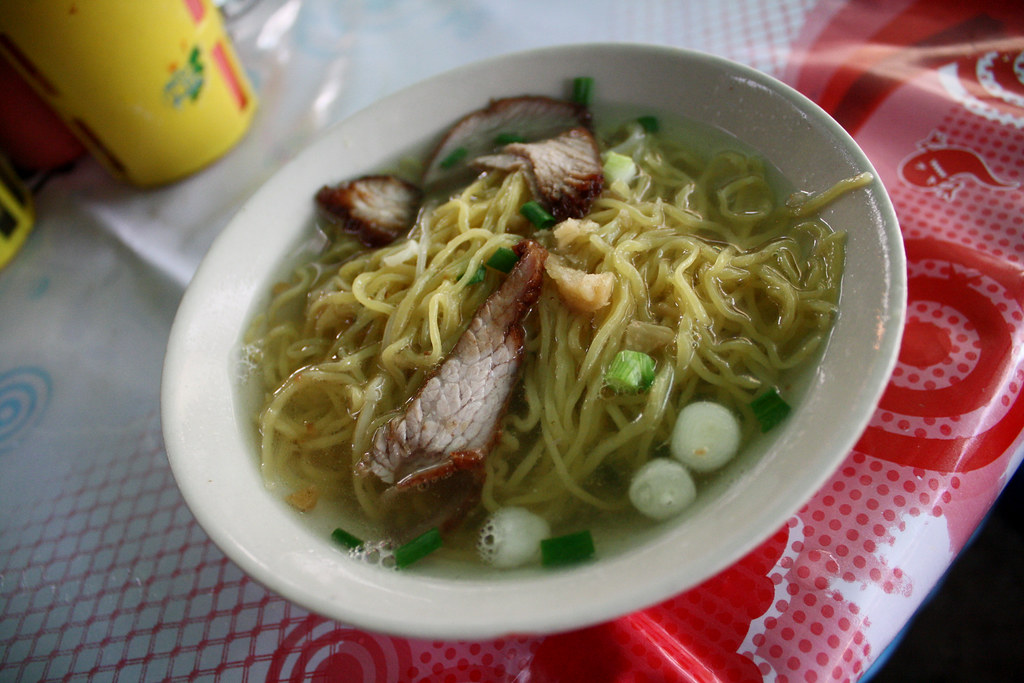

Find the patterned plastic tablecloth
[[2, 1, 1023, 681]]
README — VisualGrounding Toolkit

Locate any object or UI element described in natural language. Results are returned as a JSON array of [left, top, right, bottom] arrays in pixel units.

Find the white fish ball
[[628, 458, 697, 520], [477, 507, 551, 568], [671, 401, 741, 472]]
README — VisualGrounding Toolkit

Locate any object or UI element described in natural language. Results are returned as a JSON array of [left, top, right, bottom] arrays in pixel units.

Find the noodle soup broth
[[237, 104, 864, 576]]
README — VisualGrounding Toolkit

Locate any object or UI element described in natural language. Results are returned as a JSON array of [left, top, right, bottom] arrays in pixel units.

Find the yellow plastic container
[[0, 0, 257, 187], [0, 156, 33, 271]]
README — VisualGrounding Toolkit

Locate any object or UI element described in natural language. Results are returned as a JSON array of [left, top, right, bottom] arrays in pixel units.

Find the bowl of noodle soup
[[162, 44, 905, 639]]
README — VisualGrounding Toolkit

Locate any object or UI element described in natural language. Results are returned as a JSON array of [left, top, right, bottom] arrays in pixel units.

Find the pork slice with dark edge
[[358, 239, 549, 541], [422, 95, 592, 189], [472, 127, 605, 220], [314, 174, 422, 248]]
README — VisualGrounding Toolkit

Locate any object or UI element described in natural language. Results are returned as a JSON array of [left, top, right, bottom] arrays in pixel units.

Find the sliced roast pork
[[422, 95, 591, 187], [472, 127, 605, 220], [359, 239, 549, 540], [315, 175, 421, 248]]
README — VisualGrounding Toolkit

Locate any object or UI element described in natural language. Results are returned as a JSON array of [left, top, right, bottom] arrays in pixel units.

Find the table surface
[[2, 1, 1023, 681]]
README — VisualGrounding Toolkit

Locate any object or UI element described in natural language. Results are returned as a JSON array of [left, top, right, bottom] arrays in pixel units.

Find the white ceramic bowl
[[162, 44, 905, 640]]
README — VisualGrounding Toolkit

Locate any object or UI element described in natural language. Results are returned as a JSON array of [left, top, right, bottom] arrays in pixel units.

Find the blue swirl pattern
[[0, 366, 52, 453]]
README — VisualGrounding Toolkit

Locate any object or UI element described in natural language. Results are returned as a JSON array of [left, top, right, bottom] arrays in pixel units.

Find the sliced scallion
[[637, 115, 660, 133], [394, 527, 443, 568], [439, 146, 468, 169], [463, 265, 487, 284], [495, 132, 525, 145], [750, 388, 791, 432], [520, 200, 556, 229], [604, 350, 656, 392], [331, 527, 364, 550], [603, 151, 637, 185], [541, 530, 595, 567], [486, 246, 519, 273], [571, 76, 594, 106]]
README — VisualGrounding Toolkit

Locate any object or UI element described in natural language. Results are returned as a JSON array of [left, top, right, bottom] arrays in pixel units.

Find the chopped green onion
[[486, 246, 519, 273], [394, 527, 443, 568], [604, 350, 656, 392], [571, 76, 594, 105], [495, 132, 525, 145], [439, 146, 468, 169], [541, 530, 595, 567], [520, 200, 557, 229], [750, 388, 791, 432], [462, 264, 487, 284], [602, 151, 637, 185], [331, 527, 364, 550], [637, 115, 660, 133]]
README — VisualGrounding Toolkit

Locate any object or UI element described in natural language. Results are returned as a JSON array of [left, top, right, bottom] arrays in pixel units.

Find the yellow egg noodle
[[244, 119, 870, 538]]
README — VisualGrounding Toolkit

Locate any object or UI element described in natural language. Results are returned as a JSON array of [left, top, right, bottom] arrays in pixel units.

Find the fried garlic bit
[[544, 254, 614, 313], [286, 485, 320, 512]]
